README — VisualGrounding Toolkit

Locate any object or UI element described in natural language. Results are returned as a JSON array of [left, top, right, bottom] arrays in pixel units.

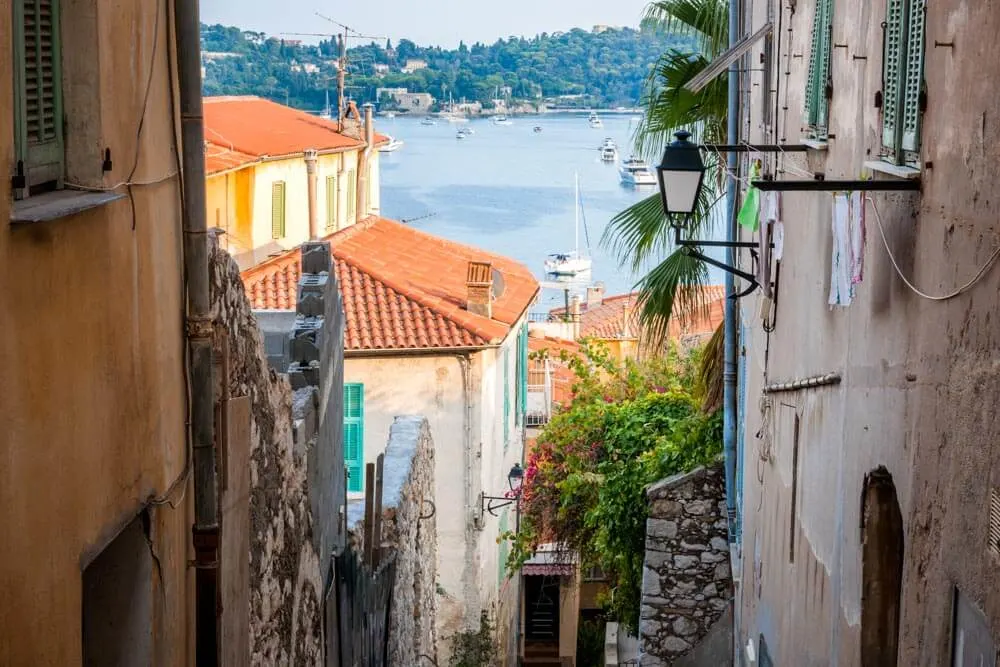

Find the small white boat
[[493, 114, 513, 126], [456, 128, 470, 139], [384, 111, 397, 119], [545, 174, 593, 276], [420, 117, 436, 126], [588, 111, 603, 129], [534, 126, 543, 133], [600, 137, 618, 161], [379, 136, 404, 153], [446, 114, 470, 123], [620, 156, 657, 186]]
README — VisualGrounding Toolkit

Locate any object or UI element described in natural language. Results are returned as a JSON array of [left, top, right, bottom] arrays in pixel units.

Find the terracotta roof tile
[[205, 142, 259, 175], [204, 96, 388, 159], [241, 217, 540, 352], [550, 286, 726, 341]]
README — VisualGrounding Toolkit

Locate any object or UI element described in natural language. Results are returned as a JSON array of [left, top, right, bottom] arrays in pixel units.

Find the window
[[804, 0, 834, 139], [13, 0, 66, 197], [583, 566, 607, 582], [271, 181, 286, 238], [503, 347, 511, 447], [325, 175, 337, 231], [346, 169, 357, 222], [881, 0, 926, 166], [344, 383, 364, 493]]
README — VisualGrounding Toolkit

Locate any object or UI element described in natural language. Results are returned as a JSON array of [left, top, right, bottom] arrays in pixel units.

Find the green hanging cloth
[[738, 162, 762, 232]]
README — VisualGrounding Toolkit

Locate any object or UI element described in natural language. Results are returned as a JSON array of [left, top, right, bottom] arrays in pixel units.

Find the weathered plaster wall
[[639, 464, 732, 665], [210, 246, 325, 665], [0, 2, 190, 663], [737, 1, 1000, 665], [348, 416, 439, 665]]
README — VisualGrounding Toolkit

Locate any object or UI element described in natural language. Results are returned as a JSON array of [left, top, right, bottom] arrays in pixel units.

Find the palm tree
[[603, 0, 729, 411]]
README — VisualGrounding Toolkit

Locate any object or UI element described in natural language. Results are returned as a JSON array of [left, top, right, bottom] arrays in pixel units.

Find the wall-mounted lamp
[[480, 464, 524, 518]]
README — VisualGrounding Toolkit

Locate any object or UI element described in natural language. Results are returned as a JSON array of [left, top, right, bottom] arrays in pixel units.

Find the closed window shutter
[[325, 175, 337, 231], [900, 0, 926, 154], [346, 169, 357, 221], [14, 0, 65, 192], [882, 0, 906, 158], [271, 181, 286, 238], [518, 324, 528, 420], [804, 0, 833, 135], [503, 348, 510, 447], [344, 383, 364, 493]]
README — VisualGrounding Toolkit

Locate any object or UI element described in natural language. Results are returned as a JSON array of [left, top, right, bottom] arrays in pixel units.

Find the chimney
[[570, 295, 582, 340], [364, 102, 375, 149], [586, 281, 605, 308], [466, 261, 493, 319], [357, 103, 375, 220], [304, 148, 319, 239]]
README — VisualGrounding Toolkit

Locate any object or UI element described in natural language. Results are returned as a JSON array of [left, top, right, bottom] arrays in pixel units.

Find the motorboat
[[619, 156, 657, 186], [588, 111, 603, 129], [493, 114, 513, 126], [378, 135, 404, 153], [534, 126, 543, 133], [456, 127, 471, 139], [420, 116, 436, 126], [600, 137, 618, 161], [544, 174, 593, 276]]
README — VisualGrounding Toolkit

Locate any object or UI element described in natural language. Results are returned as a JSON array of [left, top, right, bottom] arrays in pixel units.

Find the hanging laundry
[[828, 193, 853, 307], [738, 162, 762, 232], [848, 191, 866, 288]]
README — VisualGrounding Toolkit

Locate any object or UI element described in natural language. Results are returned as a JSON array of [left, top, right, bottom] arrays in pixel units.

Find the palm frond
[[641, 0, 729, 58], [632, 249, 710, 348], [697, 321, 724, 413]]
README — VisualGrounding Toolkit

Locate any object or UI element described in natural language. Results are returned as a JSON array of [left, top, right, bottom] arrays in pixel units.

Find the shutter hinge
[[874, 90, 883, 108], [11, 161, 26, 191]]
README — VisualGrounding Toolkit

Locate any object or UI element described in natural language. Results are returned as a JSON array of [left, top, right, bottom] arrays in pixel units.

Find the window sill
[[10, 189, 126, 225], [802, 139, 828, 151], [863, 160, 921, 180]]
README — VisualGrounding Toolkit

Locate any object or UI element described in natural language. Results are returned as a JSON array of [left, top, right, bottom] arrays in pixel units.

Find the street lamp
[[655, 130, 706, 218], [481, 464, 525, 518]]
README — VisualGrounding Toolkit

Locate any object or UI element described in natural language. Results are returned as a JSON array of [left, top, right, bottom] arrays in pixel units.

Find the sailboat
[[319, 89, 333, 121], [544, 174, 593, 276]]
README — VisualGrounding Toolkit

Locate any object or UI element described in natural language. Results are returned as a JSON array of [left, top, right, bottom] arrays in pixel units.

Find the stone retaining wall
[[639, 463, 731, 665]]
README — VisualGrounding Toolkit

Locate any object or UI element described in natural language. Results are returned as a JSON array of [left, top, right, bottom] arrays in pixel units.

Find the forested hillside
[[201, 24, 695, 112]]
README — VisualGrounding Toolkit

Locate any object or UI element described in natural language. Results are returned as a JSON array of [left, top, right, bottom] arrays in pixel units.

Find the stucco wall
[[639, 464, 732, 665], [0, 2, 190, 664], [737, 1, 1000, 664]]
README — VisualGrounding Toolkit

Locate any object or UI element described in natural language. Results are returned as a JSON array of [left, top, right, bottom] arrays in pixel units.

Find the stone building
[[724, 0, 1000, 663]]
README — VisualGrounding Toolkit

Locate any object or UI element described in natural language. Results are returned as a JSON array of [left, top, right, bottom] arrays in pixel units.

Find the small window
[[13, 0, 66, 198], [325, 175, 337, 231], [344, 383, 364, 493], [583, 566, 606, 582], [346, 169, 357, 222], [271, 181, 286, 239], [804, 0, 834, 139], [881, 0, 926, 166]]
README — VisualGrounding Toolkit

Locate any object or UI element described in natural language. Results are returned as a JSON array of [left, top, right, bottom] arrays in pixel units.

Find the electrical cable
[[867, 196, 1000, 301]]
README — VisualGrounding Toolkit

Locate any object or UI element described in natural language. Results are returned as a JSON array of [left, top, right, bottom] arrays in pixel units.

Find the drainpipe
[[176, 0, 220, 663], [456, 353, 479, 630], [305, 148, 319, 239], [723, 0, 741, 656], [357, 103, 374, 219]]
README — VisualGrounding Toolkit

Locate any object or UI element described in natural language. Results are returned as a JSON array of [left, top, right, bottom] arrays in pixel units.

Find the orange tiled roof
[[205, 142, 259, 175], [241, 217, 540, 351], [550, 286, 726, 340], [203, 96, 388, 159]]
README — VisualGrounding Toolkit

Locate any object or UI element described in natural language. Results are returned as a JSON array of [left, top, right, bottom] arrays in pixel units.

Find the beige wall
[[0, 1, 190, 664], [209, 142, 382, 271], [737, 1, 1000, 665]]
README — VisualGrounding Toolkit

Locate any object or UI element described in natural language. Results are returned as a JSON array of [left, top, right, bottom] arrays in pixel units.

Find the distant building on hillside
[[593, 24, 614, 33], [373, 63, 390, 75], [377, 88, 435, 111], [402, 58, 428, 73]]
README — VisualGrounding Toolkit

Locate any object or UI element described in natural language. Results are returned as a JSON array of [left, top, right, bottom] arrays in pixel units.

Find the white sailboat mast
[[574, 173, 580, 255]]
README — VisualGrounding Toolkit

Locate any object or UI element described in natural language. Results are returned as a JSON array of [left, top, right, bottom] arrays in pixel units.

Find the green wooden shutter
[[804, 0, 833, 135], [900, 0, 926, 154], [346, 169, 357, 221], [271, 181, 286, 238], [344, 383, 365, 493], [518, 323, 528, 421], [325, 175, 337, 231], [503, 348, 510, 447], [13, 0, 65, 193], [882, 0, 906, 158]]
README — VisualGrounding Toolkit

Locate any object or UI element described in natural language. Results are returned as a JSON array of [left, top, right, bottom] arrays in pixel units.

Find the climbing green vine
[[503, 341, 722, 633]]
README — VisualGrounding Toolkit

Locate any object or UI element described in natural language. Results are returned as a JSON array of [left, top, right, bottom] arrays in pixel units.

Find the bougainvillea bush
[[504, 341, 722, 632]]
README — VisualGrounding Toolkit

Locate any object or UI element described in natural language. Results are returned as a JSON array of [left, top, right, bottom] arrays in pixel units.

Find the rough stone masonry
[[638, 463, 732, 665]]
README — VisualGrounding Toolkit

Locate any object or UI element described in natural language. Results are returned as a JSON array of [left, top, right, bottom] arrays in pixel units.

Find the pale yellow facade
[[209, 146, 381, 270]]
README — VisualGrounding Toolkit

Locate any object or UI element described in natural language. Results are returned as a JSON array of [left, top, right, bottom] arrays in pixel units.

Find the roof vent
[[467, 261, 493, 319], [491, 267, 506, 300]]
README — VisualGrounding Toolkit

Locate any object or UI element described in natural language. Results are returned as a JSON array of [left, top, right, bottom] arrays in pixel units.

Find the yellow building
[[2, 1, 194, 663], [204, 96, 386, 269]]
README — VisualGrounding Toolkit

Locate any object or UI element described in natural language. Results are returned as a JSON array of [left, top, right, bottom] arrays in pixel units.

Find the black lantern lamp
[[656, 130, 706, 218], [481, 464, 525, 518]]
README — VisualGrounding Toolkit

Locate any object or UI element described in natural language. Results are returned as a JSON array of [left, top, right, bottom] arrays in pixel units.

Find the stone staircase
[[523, 640, 561, 667]]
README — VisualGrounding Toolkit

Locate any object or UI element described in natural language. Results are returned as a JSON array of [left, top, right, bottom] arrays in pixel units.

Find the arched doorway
[[860, 466, 904, 667]]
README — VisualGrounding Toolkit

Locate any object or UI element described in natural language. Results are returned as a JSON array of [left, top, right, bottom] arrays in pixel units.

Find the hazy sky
[[200, 0, 651, 48]]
